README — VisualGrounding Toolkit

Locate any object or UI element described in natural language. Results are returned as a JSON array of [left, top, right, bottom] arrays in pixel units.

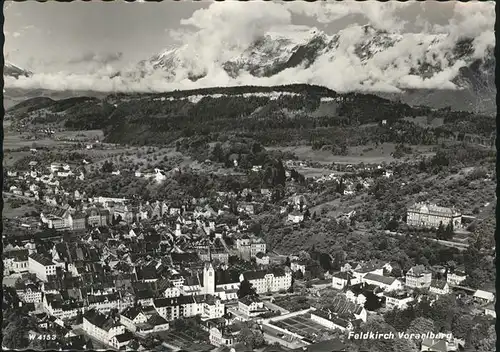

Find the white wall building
[[29, 254, 57, 282]]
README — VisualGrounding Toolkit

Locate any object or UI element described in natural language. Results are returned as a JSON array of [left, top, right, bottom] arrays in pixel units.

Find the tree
[[304, 208, 311, 220], [211, 143, 224, 162], [237, 327, 265, 348], [444, 221, 454, 240], [237, 279, 257, 299], [101, 160, 114, 173], [319, 253, 332, 271], [406, 317, 435, 336]]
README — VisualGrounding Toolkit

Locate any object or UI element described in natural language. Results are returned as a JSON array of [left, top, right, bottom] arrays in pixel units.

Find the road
[[384, 230, 469, 251]]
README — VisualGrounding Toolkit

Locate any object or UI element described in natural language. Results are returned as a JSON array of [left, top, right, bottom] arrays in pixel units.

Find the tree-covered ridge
[[6, 84, 495, 149]]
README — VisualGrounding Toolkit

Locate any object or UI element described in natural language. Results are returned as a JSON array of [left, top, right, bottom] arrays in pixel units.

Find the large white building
[[153, 294, 225, 321], [236, 236, 267, 261], [407, 203, 461, 229], [238, 296, 266, 318], [447, 269, 467, 286], [405, 265, 432, 289], [384, 291, 414, 310], [83, 309, 125, 347], [362, 273, 403, 292], [239, 267, 292, 294], [28, 253, 58, 282]]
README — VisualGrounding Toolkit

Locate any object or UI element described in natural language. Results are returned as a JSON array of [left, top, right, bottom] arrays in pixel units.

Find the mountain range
[[3, 25, 496, 114]]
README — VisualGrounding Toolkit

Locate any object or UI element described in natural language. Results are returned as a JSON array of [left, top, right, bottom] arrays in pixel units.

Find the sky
[[3, 0, 495, 93]]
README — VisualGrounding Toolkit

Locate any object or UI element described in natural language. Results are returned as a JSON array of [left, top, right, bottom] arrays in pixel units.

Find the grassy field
[[2, 199, 39, 219], [271, 143, 436, 165], [53, 129, 104, 141]]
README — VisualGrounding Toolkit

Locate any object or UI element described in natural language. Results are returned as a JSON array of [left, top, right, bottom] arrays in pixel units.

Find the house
[[484, 302, 495, 318], [17, 283, 43, 303], [326, 295, 367, 322], [421, 338, 454, 352], [287, 212, 304, 223], [3, 249, 29, 274], [43, 293, 83, 320], [238, 296, 266, 318], [83, 309, 125, 347], [290, 260, 307, 275], [429, 280, 450, 295], [473, 290, 495, 304], [351, 262, 385, 285], [255, 252, 270, 266], [332, 271, 352, 290], [86, 207, 109, 227], [362, 273, 403, 292], [209, 325, 241, 347], [109, 331, 134, 350], [235, 236, 266, 261], [405, 265, 432, 288], [446, 269, 467, 286], [384, 291, 414, 310], [345, 290, 367, 307], [50, 163, 70, 172]]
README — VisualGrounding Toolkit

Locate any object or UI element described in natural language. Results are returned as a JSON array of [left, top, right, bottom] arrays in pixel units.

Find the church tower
[[203, 261, 215, 295]]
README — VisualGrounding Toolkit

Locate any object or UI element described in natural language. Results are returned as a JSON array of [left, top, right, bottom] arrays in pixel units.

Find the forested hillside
[[7, 84, 495, 150]]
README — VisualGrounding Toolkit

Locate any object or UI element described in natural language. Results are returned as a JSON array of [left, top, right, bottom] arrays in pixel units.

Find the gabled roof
[[147, 314, 168, 326], [120, 306, 145, 320], [421, 339, 448, 352], [112, 331, 134, 343], [363, 273, 397, 286], [430, 280, 448, 290], [473, 290, 495, 300]]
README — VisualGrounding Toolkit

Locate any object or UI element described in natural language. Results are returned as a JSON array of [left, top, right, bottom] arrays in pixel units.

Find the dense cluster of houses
[[6, 162, 84, 202]]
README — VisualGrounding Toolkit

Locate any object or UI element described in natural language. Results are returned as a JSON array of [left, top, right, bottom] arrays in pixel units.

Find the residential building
[[406, 202, 461, 228], [86, 207, 109, 227], [484, 303, 495, 318], [255, 252, 270, 266], [3, 250, 29, 274], [209, 325, 241, 347], [351, 263, 385, 285], [238, 296, 266, 318], [361, 273, 403, 292], [120, 306, 148, 332], [290, 260, 307, 275], [473, 290, 495, 304], [332, 272, 352, 290], [287, 212, 304, 223], [384, 291, 414, 310], [109, 331, 134, 350], [17, 283, 43, 304], [405, 265, 432, 289], [429, 280, 450, 295], [83, 309, 125, 347], [446, 269, 467, 286]]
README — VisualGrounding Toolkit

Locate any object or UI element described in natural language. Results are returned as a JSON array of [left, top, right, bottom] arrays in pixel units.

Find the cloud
[[66, 51, 124, 65], [286, 1, 410, 31], [5, 1, 495, 94], [12, 32, 21, 38]]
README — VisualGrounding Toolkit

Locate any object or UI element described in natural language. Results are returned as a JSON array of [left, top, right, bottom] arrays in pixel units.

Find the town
[[3, 136, 496, 352]]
